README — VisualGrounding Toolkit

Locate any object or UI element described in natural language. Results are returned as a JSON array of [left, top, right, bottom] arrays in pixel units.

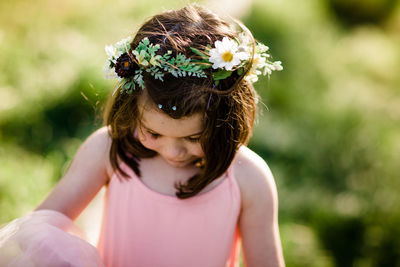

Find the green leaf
[[147, 44, 160, 55], [213, 69, 233, 81], [142, 37, 150, 46], [190, 60, 212, 70], [124, 82, 131, 89], [190, 47, 208, 60]]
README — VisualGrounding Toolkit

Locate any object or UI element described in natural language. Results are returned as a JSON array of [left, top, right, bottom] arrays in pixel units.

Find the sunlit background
[[1, 0, 400, 266]]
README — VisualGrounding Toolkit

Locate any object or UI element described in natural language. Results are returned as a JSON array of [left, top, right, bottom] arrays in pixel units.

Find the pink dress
[[97, 162, 242, 267], [0, 163, 241, 267]]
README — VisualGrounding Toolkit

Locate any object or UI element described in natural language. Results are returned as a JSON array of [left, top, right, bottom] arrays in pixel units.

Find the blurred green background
[[1, 0, 400, 266]]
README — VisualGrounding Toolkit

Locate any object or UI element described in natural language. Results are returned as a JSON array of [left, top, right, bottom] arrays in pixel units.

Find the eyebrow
[[141, 124, 203, 138]]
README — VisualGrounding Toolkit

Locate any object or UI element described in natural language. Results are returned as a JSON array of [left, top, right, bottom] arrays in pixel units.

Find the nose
[[162, 139, 187, 160]]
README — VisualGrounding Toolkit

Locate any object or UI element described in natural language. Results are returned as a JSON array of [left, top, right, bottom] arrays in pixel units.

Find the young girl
[[0, 4, 284, 267]]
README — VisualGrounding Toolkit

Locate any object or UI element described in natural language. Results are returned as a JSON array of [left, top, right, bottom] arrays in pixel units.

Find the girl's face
[[136, 100, 205, 168]]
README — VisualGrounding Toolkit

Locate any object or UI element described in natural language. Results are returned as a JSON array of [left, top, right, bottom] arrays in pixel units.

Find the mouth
[[164, 157, 193, 167], [166, 158, 186, 164], [163, 156, 202, 167]]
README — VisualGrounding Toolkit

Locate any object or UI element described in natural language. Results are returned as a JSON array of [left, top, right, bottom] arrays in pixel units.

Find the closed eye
[[149, 132, 160, 139], [185, 136, 201, 143], [145, 128, 201, 142]]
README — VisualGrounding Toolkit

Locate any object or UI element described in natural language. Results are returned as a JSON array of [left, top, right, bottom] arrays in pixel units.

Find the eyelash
[[148, 132, 200, 143], [149, 132, 160, 139], [186, 136, 201, 143]]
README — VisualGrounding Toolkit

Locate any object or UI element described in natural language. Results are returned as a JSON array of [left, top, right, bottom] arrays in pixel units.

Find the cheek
[[190, 143, 205, 157], [137, 131, 158, 150]]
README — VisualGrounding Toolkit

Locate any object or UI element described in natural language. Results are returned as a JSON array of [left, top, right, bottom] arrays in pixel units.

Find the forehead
[[138, 97, 204, 137]]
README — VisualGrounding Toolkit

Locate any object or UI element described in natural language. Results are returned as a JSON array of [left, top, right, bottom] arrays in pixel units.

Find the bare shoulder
[[36, 126, 113, 219], [79, 126, 113, 178], [232, 146, 278, 210], [84, 126, 111, 147], [232, 146, 285, 266]]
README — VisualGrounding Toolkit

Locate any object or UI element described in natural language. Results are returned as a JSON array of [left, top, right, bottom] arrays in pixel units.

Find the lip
[[167, 159, 186, 164], [165, 158, 189, 166]]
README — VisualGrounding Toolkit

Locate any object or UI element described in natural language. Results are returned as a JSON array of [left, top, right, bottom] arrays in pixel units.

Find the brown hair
[[104, 4, 258, 199]]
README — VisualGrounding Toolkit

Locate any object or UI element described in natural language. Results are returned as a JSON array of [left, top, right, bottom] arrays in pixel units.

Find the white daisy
[[209, 37, 249, 71]]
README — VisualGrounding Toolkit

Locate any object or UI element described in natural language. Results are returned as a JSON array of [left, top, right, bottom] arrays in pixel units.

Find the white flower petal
[[221, 37, 231, 45], [245, 73, 258, 83], [115, 37, 131, 50], [104, 63, 118, 79], [231, 55, 242, 66], [209, 37, 245, 70], [239, 33, 250, 46], [105, 45, 117, 58], [224, 63, 233, 70], [237, 51, 250, 61], [212, 62, 221, 69], [209, 48, 219, 58], [214, 40, 223, 50], [273, 61, 283, 71], [257, 43, 269, 53]]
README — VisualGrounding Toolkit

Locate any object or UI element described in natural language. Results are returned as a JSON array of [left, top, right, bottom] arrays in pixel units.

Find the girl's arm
[[36, 126, 112, 220], [234, 146, 285, 267]]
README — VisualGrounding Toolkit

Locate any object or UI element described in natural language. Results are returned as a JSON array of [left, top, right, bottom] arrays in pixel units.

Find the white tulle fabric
[[0, 209, 104, 267]]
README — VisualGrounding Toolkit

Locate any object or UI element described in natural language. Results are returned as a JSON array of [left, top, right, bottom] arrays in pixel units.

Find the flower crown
[[104, 34, 282, 94]]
